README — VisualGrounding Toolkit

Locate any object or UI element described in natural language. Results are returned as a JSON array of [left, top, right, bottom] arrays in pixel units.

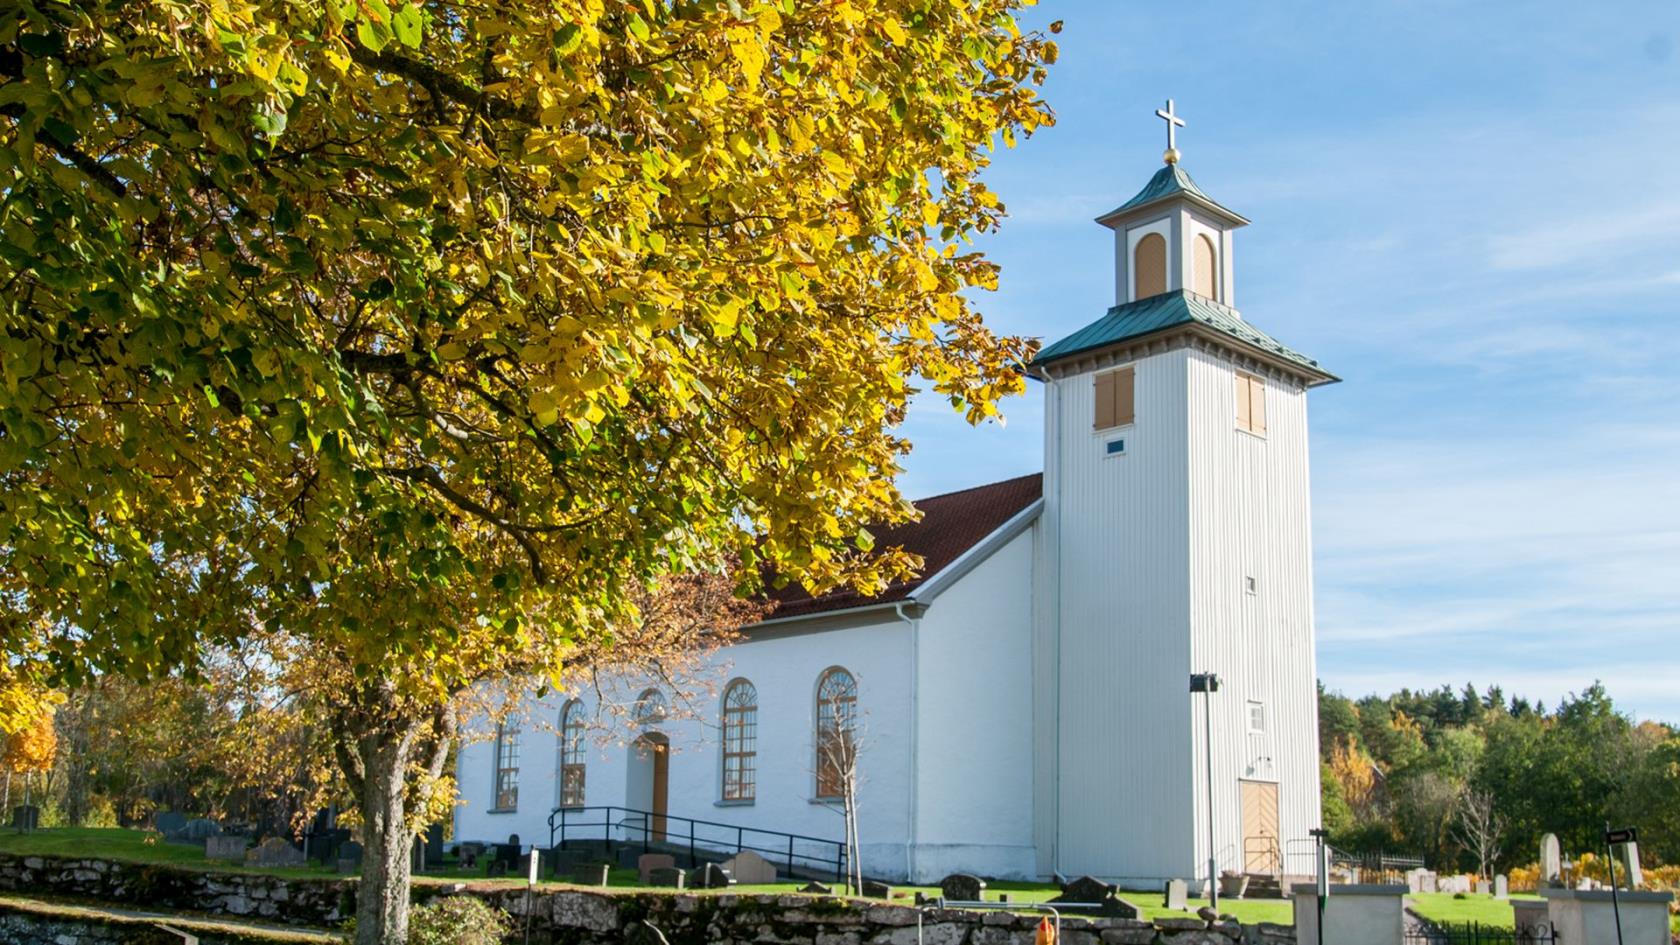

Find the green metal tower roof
[[1031, 289, 1334, 381], [1095, 164, 1249, 226]]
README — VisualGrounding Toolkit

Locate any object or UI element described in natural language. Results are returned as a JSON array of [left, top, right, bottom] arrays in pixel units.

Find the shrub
[[408, 897, 512, 945]]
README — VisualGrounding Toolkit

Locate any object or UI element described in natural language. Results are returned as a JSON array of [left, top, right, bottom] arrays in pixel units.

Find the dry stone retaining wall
[[0, 854, 354, 925], [0, 854, 1297, 945]]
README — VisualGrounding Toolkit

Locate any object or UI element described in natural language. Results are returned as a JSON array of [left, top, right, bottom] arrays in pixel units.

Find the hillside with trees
[[1320, 681, 1680, 874]]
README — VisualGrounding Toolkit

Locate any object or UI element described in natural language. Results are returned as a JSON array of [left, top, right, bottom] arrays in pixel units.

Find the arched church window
[[557, 700, 586, 808], [1193, 233, 1218, 299], [633, 688, 668, 726], [814, 668, 858, 799], [1133, 232, 1167, 299], [721, 679, 758, 802], [492, 722, 520, 811]]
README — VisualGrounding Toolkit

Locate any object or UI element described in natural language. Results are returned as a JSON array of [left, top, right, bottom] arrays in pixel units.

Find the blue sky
[[892, 2, 1680, 722]]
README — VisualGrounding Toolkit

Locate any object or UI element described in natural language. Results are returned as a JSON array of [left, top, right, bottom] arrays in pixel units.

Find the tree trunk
[[353, 728, 416, 945], [334, 691, 456, 945]]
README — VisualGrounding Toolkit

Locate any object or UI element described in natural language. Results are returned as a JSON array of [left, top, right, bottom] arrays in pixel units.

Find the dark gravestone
[[800, 882, 834, 895], [495, 843, 522, 872], [861, 880, 892, 899], [155, 812, 187, 839], [244, 837, 307, 869], [180, 818, 222, 843], [458, 842, 482, 869], [571, 862, 611, 887], [336, 841, 364, 875], [411, 837, 426, 873], [688, 862, 733, 889], [1052, 875, 1136, 918], [487, 860, 507, 878], [9, 806, 39, 833], [939, 873, 986, 902], [648, 866, 686, 888], [424, 824, 445, 868]]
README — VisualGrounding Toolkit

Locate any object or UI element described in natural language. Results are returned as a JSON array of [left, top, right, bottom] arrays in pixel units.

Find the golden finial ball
[[1163, 147, 1181, 165]]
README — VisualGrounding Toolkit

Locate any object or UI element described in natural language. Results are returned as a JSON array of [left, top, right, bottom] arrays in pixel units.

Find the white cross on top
[[1156, 99, 1185, 160]]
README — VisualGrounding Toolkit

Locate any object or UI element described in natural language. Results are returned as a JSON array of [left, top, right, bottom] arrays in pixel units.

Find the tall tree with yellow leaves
[[1, 1, 1056, 939]]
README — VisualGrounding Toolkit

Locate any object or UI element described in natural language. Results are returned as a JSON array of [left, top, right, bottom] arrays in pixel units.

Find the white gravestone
[[1494, 874, 1509, 899], [719, 850, 776, 885], [1163, 878, 1188, 911], [1540, 833, 1562, 887]]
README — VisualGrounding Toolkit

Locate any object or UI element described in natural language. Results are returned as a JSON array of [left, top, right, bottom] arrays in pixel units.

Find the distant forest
[[1318, 682, 1679, 874]]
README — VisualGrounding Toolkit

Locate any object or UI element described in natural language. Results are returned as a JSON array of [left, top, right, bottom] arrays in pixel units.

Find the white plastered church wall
[[909, 527, 1038, 881]]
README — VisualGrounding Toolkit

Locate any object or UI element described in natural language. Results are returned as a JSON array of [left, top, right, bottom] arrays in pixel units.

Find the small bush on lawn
[[409, 897, 512, 945]]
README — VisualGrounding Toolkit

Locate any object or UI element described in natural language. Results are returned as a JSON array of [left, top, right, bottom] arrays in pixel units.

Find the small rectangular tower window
[[1247, 701, 1267, 734], [1235, 371, 1267, 435], [1093, 367, 1135, 431]]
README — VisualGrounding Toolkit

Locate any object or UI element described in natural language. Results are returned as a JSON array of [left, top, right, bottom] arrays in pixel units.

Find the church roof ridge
[[1095, 164, 1249, 227], [1031, 289, 1336, 382]]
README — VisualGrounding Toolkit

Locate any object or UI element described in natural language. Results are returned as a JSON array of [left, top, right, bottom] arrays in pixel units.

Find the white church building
[[454, 119, 1336, 888]]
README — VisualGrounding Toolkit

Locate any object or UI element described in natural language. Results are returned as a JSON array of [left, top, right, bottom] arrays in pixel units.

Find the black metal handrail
[[547, 805, 847, 883]]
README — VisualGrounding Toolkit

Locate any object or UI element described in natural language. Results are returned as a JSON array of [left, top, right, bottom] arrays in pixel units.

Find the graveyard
[[0, 824, 1592, 931]]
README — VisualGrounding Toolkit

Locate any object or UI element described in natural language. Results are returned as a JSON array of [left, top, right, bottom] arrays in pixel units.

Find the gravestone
[[155, 812, 187, 839], [336, 841, 363, 875], [939, 873, 986, 902], [719, 850, 775, 884], [458, 842, 482, 869], [494, 843, 522, 872], [411, 837, 426, 873], [800, 881, 834, 895], [647, 866, 685, 888], [1163, 878, 1188, 911], [688, 862, 733, 889], [1494, 874, 1509, 899], [9, 806, 39, 833], [1057, 875, 1116, 904], [180, 818, 222, 843], [1051, 875, 1135, 917], [637, 853, 676, 884], [487, 860, 507, 878], [204, 836, 247, 862], [570, 862, 610, 887], [861, 880, 892, 899], [1617, 840, 1643, 888], [424, 824, 445, 869], [244, 837, 307, 869], [1540, 833, 1562, 887]]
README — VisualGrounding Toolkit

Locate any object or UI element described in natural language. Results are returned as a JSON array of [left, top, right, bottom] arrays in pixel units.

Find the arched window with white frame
[[721, 679, 757, 802], [557, 700, 585, 808], [814, 667, 858, 800]]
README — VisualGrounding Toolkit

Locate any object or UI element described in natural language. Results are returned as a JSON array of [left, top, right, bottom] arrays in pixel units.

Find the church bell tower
[[1028, 101, 1338, 889]]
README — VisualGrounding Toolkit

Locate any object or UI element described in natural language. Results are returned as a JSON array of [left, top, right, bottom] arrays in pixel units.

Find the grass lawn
[[1405, 892, 1538, 927], [0, 828, 1300, 925]]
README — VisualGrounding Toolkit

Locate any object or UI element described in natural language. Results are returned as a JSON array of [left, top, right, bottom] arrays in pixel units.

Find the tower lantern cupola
[[1096, 100, 1248, 309]]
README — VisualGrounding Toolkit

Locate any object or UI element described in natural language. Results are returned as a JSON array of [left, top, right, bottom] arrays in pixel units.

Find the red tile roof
[[763, 473, 1043, 620]]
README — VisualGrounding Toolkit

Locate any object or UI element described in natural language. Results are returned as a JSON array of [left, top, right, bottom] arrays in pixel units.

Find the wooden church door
[[1240, 780, 1281, 874]]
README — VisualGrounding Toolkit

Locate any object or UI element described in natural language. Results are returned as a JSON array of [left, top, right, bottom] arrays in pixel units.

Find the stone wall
[[0, 906, 307, 945], [472, 888, 1298, 945], [0, 854, 355, 926], [0, 854, 1297, 945]]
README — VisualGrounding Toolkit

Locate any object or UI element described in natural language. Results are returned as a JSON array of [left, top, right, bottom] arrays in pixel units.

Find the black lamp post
[[1189, 672, 1221, 910]]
